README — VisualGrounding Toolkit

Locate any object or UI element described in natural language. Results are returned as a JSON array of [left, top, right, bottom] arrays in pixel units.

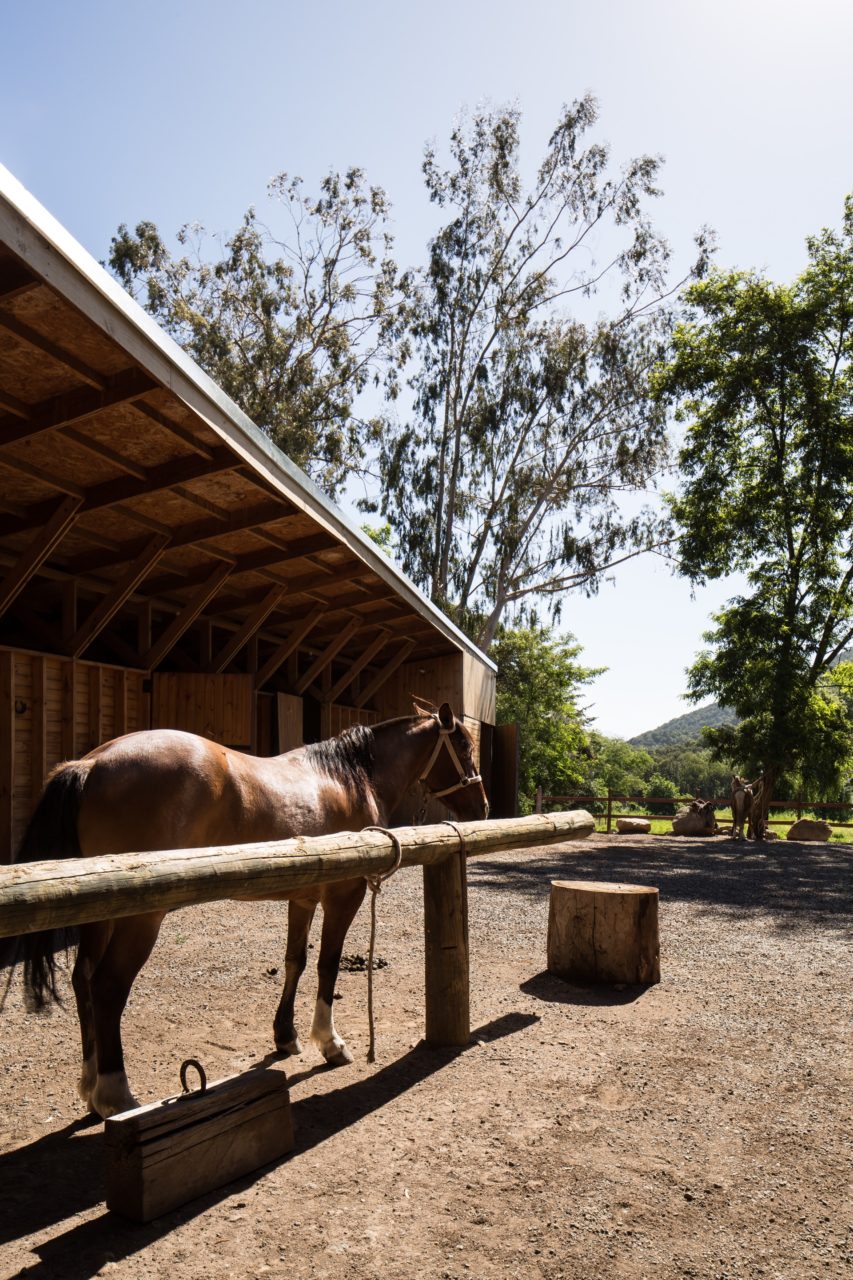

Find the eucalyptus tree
[[656, 197, 853, 810], [109, 169, 404, 498], [371, 98, 710, 648]]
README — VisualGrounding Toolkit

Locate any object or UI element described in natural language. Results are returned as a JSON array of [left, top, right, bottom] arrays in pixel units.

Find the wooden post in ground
[[535, 786, 543, 815], [606, 789, 613, 834], [547, 880, 660, 986], [423, 850, 470, 1046]]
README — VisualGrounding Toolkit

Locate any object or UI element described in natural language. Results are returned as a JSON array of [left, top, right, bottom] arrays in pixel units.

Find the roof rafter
[[0, 366, 157, 448], [0, 309, 108, 389], [0, 495, 82, 620], [0, 446, 238, 538], [67, 534, 171, 659]]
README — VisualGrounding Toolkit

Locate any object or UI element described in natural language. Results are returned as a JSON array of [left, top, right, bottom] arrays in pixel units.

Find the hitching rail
[[0, 811, 596, 1049]]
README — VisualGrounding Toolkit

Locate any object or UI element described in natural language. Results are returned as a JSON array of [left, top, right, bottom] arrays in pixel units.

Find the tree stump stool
[[547, 880, 660, 985]]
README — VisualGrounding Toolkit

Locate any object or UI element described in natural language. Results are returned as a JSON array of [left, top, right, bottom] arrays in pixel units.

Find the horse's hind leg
[[273, 899, 317, 1056], [311, 878, 368, 1067], [71, 921, 112, 1111], [89, 912, 164, 1119]]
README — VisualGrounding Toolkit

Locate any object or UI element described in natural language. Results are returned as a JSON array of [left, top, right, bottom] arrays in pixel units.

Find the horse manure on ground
[[339, 953, 389, 971]]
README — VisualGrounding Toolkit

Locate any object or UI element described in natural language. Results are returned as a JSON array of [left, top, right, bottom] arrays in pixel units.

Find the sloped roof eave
[[0, 162, 496, 675]]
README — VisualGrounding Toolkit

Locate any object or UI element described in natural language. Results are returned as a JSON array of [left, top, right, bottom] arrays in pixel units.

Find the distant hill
[[629, 703, 738, 749]]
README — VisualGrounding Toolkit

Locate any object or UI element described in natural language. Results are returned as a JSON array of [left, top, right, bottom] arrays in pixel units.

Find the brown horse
[[4, 700, 488, 1118]]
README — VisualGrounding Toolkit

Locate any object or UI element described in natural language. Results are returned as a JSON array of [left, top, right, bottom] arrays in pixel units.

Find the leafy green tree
[[109, 169, 404, 498], [655, 197, 853, 814], [583, 735, 658, 799], [372, 99, 710, 649], [647, 742, 734, 798], [491, 625, 601, 812]]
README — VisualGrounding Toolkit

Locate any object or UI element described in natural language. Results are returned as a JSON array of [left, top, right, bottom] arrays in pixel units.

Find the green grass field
[[582, 808, 852, 843]]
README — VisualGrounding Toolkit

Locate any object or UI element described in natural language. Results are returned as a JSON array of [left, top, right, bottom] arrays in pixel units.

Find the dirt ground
[[1, 831, 851, 1280]]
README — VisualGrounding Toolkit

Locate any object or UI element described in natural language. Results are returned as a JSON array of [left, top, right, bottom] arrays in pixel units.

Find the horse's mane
[[304, 724, 376, 808]]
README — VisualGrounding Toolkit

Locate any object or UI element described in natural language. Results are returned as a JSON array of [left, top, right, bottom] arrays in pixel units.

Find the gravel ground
[[1, 831, 851, 1280]]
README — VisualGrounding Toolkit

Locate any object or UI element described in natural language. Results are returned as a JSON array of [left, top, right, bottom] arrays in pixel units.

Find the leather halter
[[419, 716, 483, 800]]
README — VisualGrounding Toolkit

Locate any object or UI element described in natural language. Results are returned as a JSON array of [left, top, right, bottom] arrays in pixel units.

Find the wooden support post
[[547, 880, 660, 986], [253, 607, 326, 691], [423, 850, 470, 1046], [324, 629, 391, 705], [355, 638, 416, 708], [535, 786, 543, 814], [0, 652, 13, 863], [68, 535, 170, 658], [31, 656, 47, 806], [137, 602, 153, 660], [211, 586, 286, 673], [606, 788, 613, 834], [294, 618, 361, 695], [114, 669, 127, 737], [62, 580, 78, 647], [61, 660, 77, 760], [88, 666, 103, 752], [144, 563, 232, 670]]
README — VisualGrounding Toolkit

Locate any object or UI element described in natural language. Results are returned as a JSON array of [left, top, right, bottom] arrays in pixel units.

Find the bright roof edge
[[0, 162, 495, 674]]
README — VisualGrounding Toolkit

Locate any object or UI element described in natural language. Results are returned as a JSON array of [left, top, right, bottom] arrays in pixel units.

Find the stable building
[[0, 165, 509, 862]]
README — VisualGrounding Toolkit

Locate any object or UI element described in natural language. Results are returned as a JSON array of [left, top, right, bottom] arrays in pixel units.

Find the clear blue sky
[[4, 0, 852, 736]]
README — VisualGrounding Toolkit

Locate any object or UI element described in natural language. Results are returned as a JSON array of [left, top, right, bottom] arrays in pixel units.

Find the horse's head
[[413, 698, 490, 821]]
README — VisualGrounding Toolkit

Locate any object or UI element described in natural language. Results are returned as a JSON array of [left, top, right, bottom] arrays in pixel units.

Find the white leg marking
[[78, 1054, 97, 1105], [311, 998, 353, 1065], [91, 1071, 139, 1119]]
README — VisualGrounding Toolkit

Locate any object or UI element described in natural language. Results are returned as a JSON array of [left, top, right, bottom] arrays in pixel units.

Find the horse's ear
[[411, 694, 438, 717], [438, 701, 455, 730]]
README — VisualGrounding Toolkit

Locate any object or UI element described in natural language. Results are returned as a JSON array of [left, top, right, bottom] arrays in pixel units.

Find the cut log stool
[[547, 880, 660, 985]]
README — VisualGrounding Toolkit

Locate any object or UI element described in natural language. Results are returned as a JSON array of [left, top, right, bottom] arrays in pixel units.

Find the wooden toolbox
[[104, 1060, 293, 1221]]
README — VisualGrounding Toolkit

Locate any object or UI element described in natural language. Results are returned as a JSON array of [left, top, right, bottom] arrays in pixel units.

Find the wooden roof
[[0, 166, 494, 700]]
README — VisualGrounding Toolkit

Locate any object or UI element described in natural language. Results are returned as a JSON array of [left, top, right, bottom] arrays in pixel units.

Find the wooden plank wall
[[381, 655, 465, 720], [321, 704, 379, 739], [152, 674, 253, 751], [0, 648, 148, 863]]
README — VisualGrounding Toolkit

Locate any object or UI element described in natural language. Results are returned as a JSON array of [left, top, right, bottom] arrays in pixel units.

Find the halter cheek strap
[[419, 718, 483, 800]]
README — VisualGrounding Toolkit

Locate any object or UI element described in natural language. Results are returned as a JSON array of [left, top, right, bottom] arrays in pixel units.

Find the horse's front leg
[[89, 912, 164, 1119], [273, 899, 317, 1055], [311, 878, 368, 1067]]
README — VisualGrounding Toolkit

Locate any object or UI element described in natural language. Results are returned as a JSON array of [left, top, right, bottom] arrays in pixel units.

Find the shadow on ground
[[520, 969, 649, 1007], [0, 1011, 538, 1279], [469, 836, 851, 930]]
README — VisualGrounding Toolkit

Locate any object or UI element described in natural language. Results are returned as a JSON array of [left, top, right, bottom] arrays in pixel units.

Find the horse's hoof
[[90, 1072, 139, 1119], [275, 1037, 303, 1057], [323, 1044, 354, 1067]]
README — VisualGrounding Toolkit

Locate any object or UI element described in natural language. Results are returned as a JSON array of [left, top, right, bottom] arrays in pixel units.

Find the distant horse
[[731, 774, 766, 840], [3, 701, 488, 1118]]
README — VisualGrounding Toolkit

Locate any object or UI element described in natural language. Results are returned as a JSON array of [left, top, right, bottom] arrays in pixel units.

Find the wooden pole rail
[[0, 810, 595, 940], [1, 810, 595, 1051]]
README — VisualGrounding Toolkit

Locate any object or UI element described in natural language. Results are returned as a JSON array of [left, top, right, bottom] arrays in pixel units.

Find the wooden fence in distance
[[534, 789, 853, 832]]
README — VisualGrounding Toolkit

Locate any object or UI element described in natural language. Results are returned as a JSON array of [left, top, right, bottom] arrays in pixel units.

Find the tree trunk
[[547, 880, 660, 985]]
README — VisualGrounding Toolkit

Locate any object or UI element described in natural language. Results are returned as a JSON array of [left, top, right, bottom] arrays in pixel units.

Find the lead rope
[[362, 826, 403, 1063]]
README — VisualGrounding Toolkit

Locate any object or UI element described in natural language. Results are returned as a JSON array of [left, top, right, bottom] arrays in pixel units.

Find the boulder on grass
[[672, 799, 717, 836], [616, 817, 651, 834], [786, 818, 832, 842]]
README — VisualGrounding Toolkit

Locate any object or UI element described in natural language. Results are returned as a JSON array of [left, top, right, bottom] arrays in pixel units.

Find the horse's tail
[[0, 760, 92, 1010]]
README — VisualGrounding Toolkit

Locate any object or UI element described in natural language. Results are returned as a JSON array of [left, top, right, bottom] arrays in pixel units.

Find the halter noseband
[[419, 716, 483, 800]]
